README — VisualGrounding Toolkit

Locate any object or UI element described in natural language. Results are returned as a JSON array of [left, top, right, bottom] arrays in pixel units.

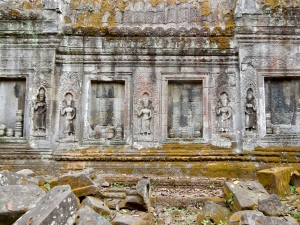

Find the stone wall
[[0, 0, 300, 176]]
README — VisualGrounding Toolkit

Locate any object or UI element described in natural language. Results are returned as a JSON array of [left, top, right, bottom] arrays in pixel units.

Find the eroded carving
[[137, 93, 152, 135], [34, 87, 46, 132], [216, 92, 232, 133], [245, 88, 257, 131], [61, 93, 76, 136]]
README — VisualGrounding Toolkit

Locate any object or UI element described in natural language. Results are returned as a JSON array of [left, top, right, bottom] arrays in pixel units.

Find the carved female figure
[[216, 92, 232, 132], [137, 93, 152, 135], [61, 93, 76, 136], [245, 88, 257, 131], [34, 88, 46, 131]]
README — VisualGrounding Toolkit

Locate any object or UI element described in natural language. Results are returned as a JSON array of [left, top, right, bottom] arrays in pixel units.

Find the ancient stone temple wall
[[0, 0, 300, 177]]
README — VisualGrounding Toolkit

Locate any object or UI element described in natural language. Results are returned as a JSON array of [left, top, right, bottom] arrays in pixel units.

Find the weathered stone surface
[[229, 210, 264, 225], [257, 167, 293, 197], [81, 196, 112, 216], [111, 212, 154, 225], [240, 213, 298, 225], [196, 201, 230, 224], [290, 170, 300, 187], [16, 169, 35, 177], [258, 194, 289, 216], [50, 171, 99, 197], [0, 185, 46, 225], [0, 170, 37, 186], [13, 185, 79, 225], [136, 179, 151, 212], [76, 205, 112, 225], [223, 181, 269, 212]]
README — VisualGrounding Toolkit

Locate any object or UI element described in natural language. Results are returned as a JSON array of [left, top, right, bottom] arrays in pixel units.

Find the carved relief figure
[[61, 93, 76, 136], [216, 92, 232, 132], [34, 87, 46, 132], [245, 88, 257, 131], [137, 93, 152, 135]]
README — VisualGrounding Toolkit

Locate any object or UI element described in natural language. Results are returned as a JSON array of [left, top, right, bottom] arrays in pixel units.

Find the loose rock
[[81, 196, 112, 216], [229, 210, 264, 225], [240, 213, 298, 225], [196, 201, 230, 224], [0, 185, 46, 225], [76, 205, 112, 225], [258, 194, 289, 216], [13, 185, 79, 225]]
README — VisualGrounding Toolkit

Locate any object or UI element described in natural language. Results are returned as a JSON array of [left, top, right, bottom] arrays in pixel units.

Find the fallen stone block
[[290, 170, 300, 187], [81, 196, 112, 216], [196, 201, 230, 224], [257, 167, 293, 197], [223, 181, 269, 212], [229, 210, 264, 225], [50, 170, 99, 197], [111, 211, 154, 225], [101, 179, 151, 212], [76, 205, 112, 225], [0, 170, 38, 186], [258, 194, 289, 216], [13, 185, 79, 225], [0, 185, 46, 225], [240, 213, 298, 225]]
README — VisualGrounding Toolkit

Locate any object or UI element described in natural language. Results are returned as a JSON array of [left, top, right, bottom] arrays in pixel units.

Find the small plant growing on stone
[[102, 215, 110, 222], [201, 220, 210, 225], [209, 184, 215, 189], [290, 185, 296, 195], [227, 193, 234, 205], [110, 183, 128, 188], [293, 211, 300, 222]]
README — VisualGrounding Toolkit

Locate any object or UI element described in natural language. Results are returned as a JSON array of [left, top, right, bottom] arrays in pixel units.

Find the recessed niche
[[168, 81, 203, 138], [0, 79, 26, 137], [265, 77, 300, 134], [89, 81, 125, 139]]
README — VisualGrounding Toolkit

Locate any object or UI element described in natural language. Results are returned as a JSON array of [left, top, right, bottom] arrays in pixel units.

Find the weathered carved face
[[220, 94, 228, 107], [39, 95, 44, 102]]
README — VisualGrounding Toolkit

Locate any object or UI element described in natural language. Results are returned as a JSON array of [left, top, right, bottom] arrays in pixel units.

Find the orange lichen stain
[[167, 0, 177, 5], [209, 37, 231, 49], [10, 9, 20, 17], [149, 0, 164, 7], [116, 0, 129, 13], [23, 0, 42, 9], [179, 0, 188, 3], [201, 0, 211, 16]]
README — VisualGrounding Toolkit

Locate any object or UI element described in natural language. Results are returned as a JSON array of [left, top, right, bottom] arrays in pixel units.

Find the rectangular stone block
[[257, 167, 293, 197], [13, 185, 79, 225]]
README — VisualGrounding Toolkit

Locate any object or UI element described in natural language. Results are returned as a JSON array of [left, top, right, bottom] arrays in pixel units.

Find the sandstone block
[[50, 171, 99, 197], [240, 213, 298, 225], [223, 181, 269, 212], [136, 179, 151, 212], [0, 185, 46, 225], [76, 205, 112, 225], [81, 196, 112, 216], [13, 185, 79, 225], [229, 210, 264, 225], [0, 170, 38, 186], [258, 194, 289, 216], [16, 169, 35, 177], [257, 167, 293, 197], [196, 201, 230, 224], [111, 212, 154, 225]]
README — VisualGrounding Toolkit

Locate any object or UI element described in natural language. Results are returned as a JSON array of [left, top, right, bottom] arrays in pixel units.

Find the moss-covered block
[[257, 167, 293, 197]]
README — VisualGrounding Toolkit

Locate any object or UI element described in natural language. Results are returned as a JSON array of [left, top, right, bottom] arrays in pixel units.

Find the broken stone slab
[[81, 196, 112, 216], [257, 167, 293, 197], [229, 210, 264, 225], [258, 194, 289, 216], [0, 170, 38, 186], [13, 185, 79, 225], [76, 205, 112, 225], [223, 181, 269, 212], [0, 185, 46, 225], [290, 170, 300, 187], [111, 211, 154, 225], [136, 179, 151, 212], [50, 170, 99, 197], [240, 213, 298, 225], [196, 201, 230, 224], [100, 180, 151, 212]]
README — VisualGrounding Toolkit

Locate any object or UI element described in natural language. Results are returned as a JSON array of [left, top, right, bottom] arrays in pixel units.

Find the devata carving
[[61, 93, 76, 136], [34, 87, 46, 132], [245, 88, 257, 131], [137, 93, 152, 135], [216, 92, 232, 133]]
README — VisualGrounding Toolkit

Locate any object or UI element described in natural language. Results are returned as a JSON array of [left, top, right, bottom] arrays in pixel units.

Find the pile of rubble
[[0, 166, 300, 224]]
